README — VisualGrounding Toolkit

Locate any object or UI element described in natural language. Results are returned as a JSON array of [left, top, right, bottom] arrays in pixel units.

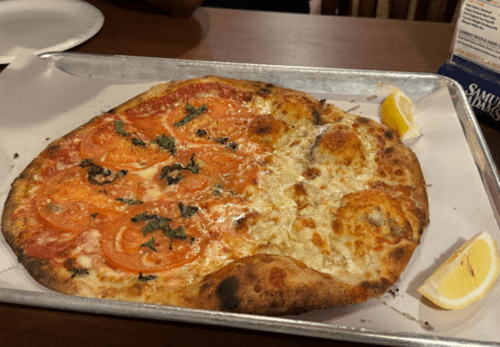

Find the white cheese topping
[[246, 114, 381, 284]]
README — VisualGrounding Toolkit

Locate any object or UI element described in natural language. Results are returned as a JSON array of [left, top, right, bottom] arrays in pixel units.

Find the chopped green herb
[[173, 103, 208, 127], [140, 237, 157, 252], [178, 202, 199, 218], [131, 136, 146, 147], [165, 225, 186, 240], [215, 138, 237, 151], [138, 272, 157, 282], [141, 215, 173, 235], [167, 173, 183, 185], [215, 137, 229, 144], [113, 120, 130, 136], [159, 163, 183, 178], [80, 159, 127, 186], [159, 154, 199, 184], [113, 120, 146, 147], [185, 153, 200, 174], [152, 134, 176, 155], [131, 212, 148, 223], [90, 213, 98, 219], [68, 267, 89, 278], [131, 213, 186, 242], [213, 190, 221, 196], [196, 129, 208, 137], [116, 197, 144, 205]]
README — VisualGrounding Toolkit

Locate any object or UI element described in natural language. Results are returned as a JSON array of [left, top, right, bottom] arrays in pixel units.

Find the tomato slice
[[102, 170, 151, 203], [101, 201, 209, 274], [156, 145, 262, 199], [80, 115, 174, 170], [124, 82, 251, 119], [22, 225, 77, 259], [36, 166, 123, 234], [40, 137, 83, 178], [167, 97, 253, 144]]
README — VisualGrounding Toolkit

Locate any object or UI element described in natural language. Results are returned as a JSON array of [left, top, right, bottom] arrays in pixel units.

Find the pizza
[[1, 75, 429, 316]]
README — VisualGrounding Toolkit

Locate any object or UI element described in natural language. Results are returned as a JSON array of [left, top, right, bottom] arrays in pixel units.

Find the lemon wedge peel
[[381, 89, 420, 140], [417, 231, 500, 310]]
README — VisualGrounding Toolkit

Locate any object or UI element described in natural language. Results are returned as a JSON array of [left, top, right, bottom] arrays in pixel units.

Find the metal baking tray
[[1, 52, 500, 347]]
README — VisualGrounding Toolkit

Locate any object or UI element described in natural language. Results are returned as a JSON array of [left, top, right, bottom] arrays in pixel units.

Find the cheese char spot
[[247, 114, 290, 150], [302, 167, 321, 180], [317, 126, 366, 167], [252, 86, 323, 129]]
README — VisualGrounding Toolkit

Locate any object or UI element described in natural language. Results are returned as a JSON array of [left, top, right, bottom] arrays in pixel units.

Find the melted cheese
[[246, 114, 382, 284]]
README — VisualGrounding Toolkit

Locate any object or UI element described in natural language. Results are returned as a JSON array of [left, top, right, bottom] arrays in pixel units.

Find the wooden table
[[0, 1, 488, 346], [76, 0, 455, 73]]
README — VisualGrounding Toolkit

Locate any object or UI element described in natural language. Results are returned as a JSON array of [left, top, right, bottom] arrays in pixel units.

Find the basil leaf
[[140, 237, 157, 252], [152, 134, 176, 155], [131, 212, 188, 252], [80, 159, 127, 186], [159, 163, 183, 179], [138, 272, 157, 282], [185, 153, 200, 174], [142, 216, 172, 235], [116, 198, 144, 205], [164, 225, 187, 241], [196, 129, 208, 137], [132, 213, 174, 236], [167, 173, 183, 185], [131, 136, 146, 147], [131, 212, 148, 223], [173, 103, 208, 127], [215, 137, 237, 151], [159, 154, 199, 184], [113, 120, 130, 136], [113, 120, 146, 147], [214, 137, 229, 144], [178, 202, 199, 218]]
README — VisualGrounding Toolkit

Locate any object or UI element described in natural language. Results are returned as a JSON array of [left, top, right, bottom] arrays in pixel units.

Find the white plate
[[0, 0, 104, 64]]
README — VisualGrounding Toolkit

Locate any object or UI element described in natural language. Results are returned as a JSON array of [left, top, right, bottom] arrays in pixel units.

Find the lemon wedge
[[418, 231, 500, 310], [381, 89, 419, 139]]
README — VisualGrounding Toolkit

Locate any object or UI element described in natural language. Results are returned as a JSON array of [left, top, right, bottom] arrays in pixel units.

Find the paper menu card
[[438, 0, 500, 129]]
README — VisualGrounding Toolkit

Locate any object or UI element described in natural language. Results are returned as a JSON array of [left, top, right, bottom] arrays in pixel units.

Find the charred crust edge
[[216, 276, 240, 311]]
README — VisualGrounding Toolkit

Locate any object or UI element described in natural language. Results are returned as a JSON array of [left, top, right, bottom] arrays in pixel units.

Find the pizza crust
[[1, 75, 429, 315]]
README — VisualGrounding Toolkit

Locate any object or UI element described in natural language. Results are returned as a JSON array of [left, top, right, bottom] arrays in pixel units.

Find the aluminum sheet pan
[[1, 52, 499, 347]]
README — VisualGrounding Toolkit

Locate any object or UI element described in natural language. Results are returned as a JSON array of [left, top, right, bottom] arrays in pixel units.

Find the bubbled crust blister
[[1, 75, 429, 316]]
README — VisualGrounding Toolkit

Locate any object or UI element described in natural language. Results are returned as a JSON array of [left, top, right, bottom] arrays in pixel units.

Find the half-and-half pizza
[[1, 75, 429, 316]]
